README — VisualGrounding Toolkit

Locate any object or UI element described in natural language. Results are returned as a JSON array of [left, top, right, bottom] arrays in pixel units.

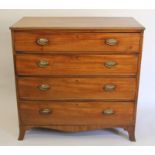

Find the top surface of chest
[[10, 17, 144, 32]]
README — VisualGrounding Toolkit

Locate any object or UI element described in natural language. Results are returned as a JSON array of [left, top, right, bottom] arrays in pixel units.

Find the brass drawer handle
[[39, 108, 52, 115], [104, 61, 117, 68], [36, 38, 49, 46], [103, 84, 116, 92], [102, 109, 114, 115], [37, 60, 49, 67], [105, 38, 118, 46], [38, 84, 50, 91]]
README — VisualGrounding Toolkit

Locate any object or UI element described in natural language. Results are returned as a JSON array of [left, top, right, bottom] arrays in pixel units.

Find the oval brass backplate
[[37, 60, 49, 68], [39, 108, 52, 115], [38, 84, 50, 91], [103, 84, 116, 92], [104, 61, 117, 68], [102, 109, 115, 115], [105, 38, 118, 46], [36, 38, 49, 46]]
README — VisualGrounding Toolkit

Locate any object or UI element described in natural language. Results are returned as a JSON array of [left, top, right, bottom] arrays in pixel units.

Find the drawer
[[16, 54, 138, 76], [17, 77, 136, 100], [14, 31, 140, 53], [19, 101, 134, 125]]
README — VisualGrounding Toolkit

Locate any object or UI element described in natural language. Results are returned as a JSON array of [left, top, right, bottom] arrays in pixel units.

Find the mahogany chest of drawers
[[10, 17, 144, 141]]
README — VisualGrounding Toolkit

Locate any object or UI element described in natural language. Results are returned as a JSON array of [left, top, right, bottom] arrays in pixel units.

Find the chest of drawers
[[10, 17, 144, 141]]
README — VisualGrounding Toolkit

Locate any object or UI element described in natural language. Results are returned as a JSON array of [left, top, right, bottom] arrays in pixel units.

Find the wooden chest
[[10, 17, 144, 141]]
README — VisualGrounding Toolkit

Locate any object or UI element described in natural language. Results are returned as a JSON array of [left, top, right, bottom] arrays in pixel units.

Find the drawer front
[[19, 101, 134, 125], [17, 77, 136, 100], [16, 54, 138, 76], [14, 31, 140, 52]]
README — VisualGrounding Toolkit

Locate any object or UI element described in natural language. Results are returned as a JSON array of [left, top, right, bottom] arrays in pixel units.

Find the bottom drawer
[[19, 101, 134, 126]]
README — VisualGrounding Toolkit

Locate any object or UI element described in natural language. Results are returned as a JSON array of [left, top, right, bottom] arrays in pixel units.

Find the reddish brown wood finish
[[16, 54, 138, 76], [14, 31, 141, 52], [17, 77, 136, 101], [10, 17, 145, 141], [10, 17, 144, 32], [19, 101, 134, 125]]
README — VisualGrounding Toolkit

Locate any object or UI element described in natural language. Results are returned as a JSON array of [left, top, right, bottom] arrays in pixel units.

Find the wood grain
[[14, 31, 141, 52], [16, 54, 138, 76], [17, 77, 136, 100], [19, 101, 134, 125], [10, 17, 144, 141]]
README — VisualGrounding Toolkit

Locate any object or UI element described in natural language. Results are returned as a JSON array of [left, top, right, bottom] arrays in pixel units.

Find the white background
[[0, 9, 155, 146]]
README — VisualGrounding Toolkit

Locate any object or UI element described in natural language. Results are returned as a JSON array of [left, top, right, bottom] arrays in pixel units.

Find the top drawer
[[13, 31, 141, 53]]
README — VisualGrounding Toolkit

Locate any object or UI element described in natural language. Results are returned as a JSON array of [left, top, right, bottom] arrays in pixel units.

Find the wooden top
[[10, 17, 144, 32]]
